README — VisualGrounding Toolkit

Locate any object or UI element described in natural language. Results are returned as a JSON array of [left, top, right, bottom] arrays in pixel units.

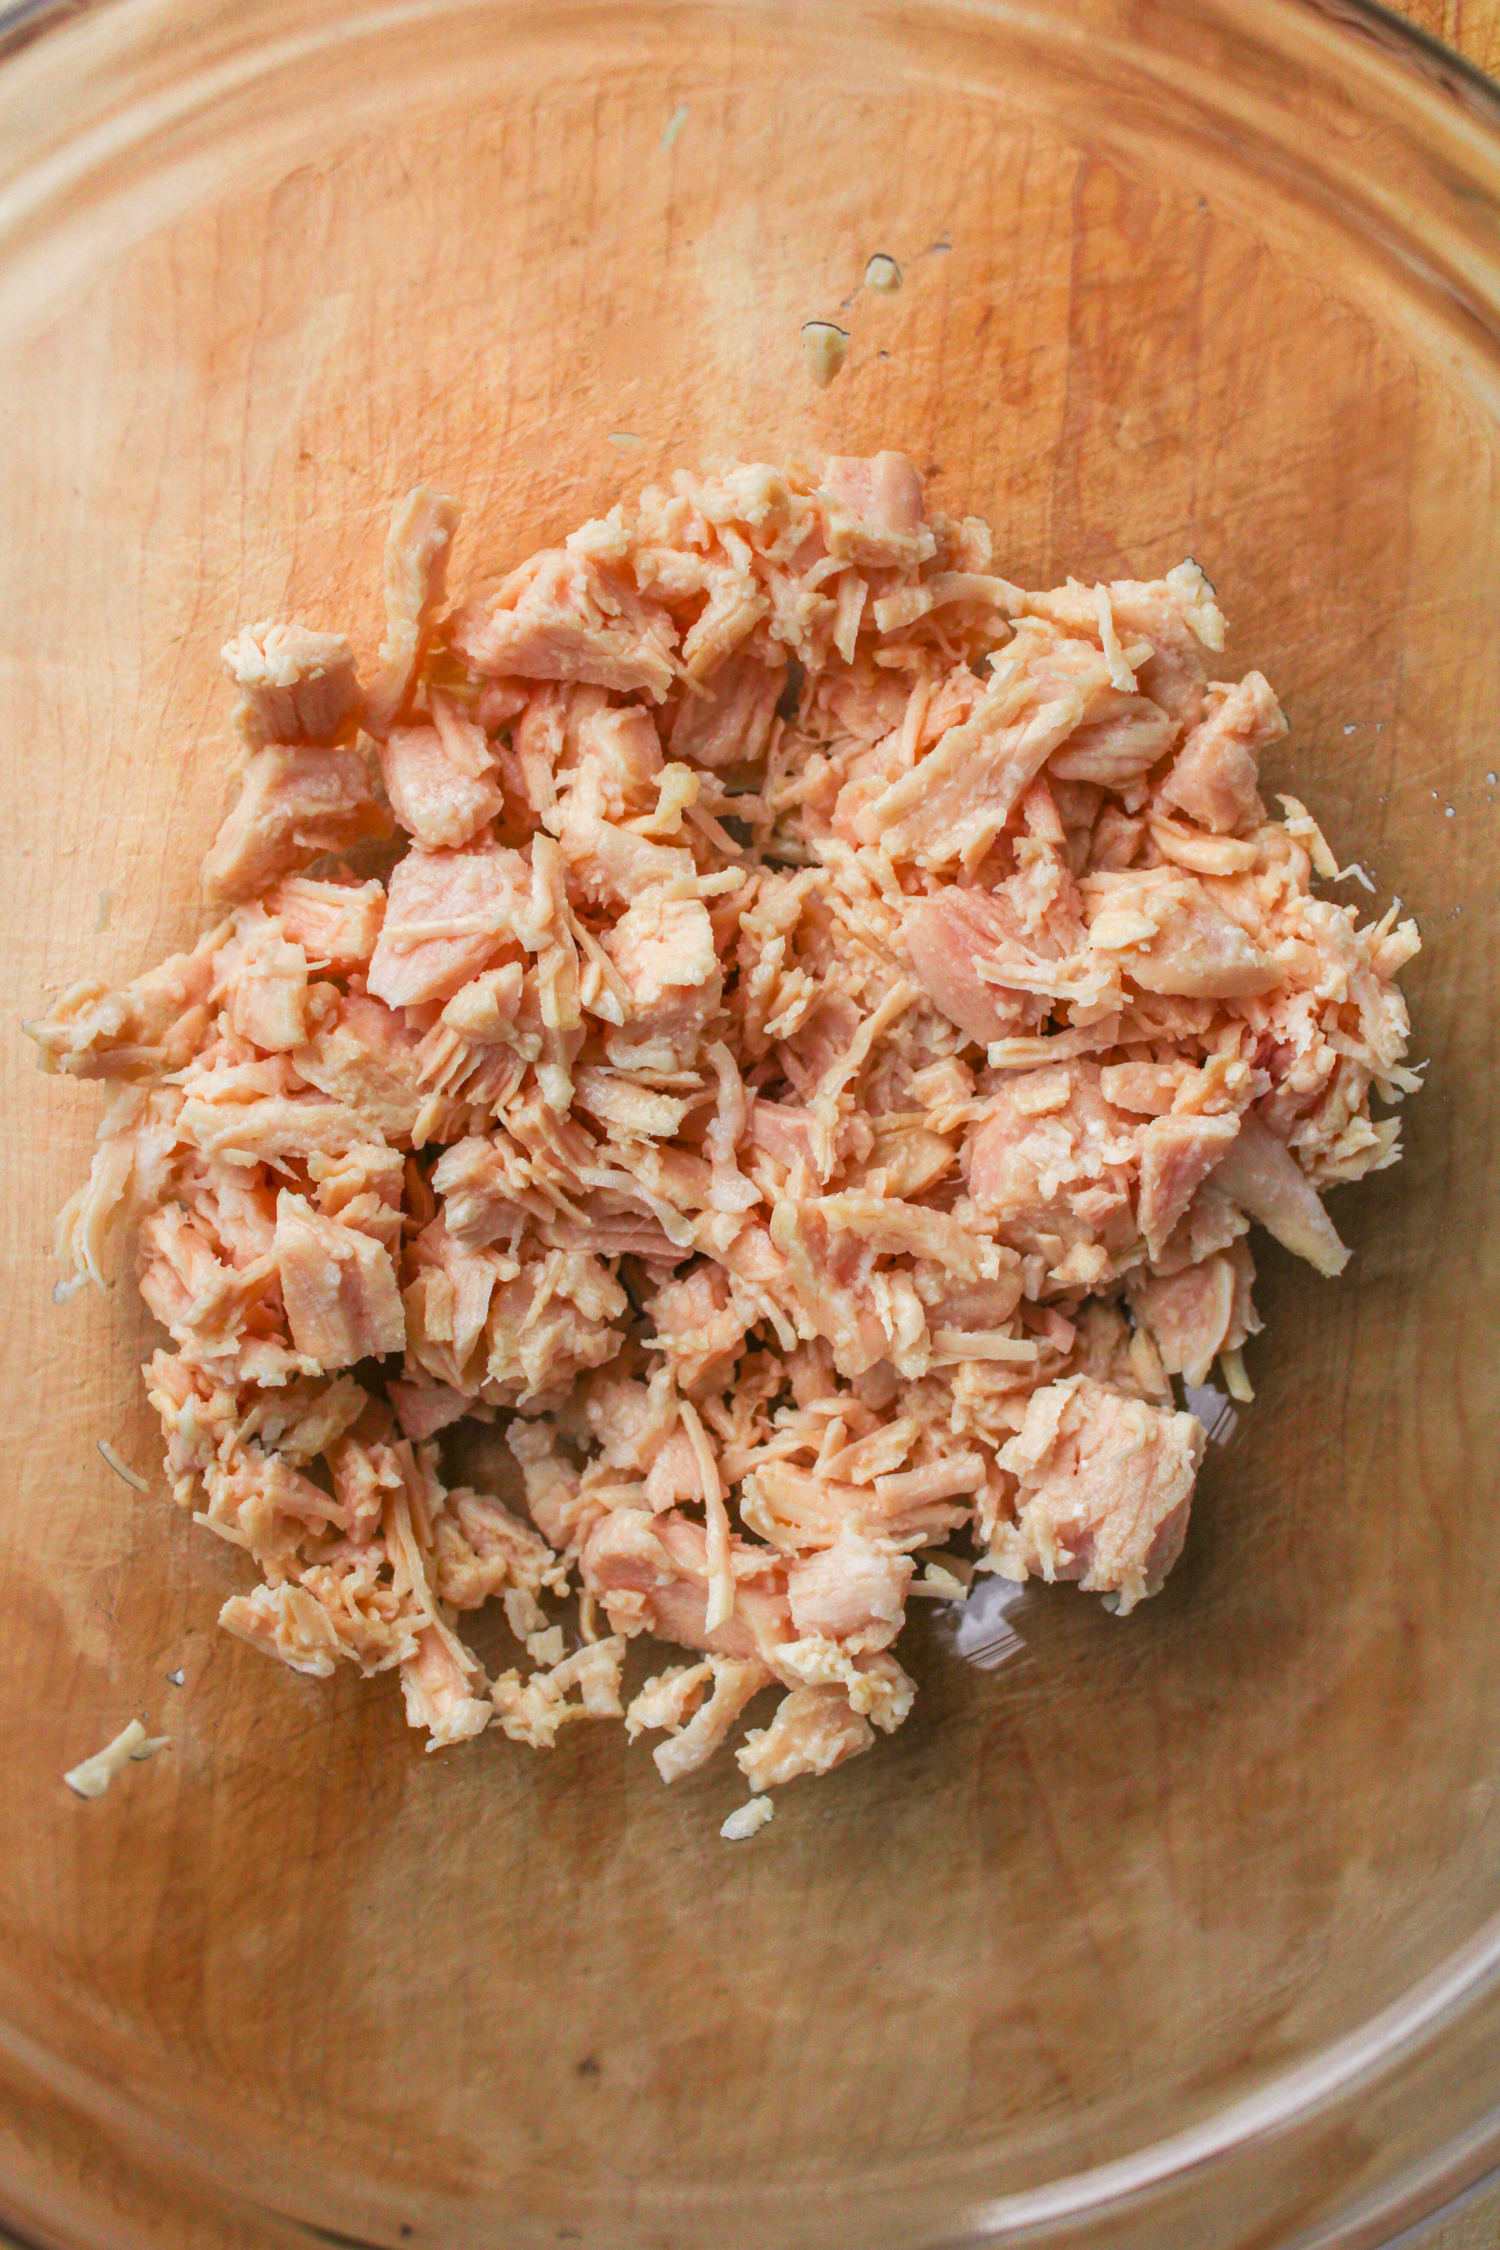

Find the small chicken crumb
[[65, 1717, 169, 1799], [913, 1560, 972, 1599], [864, 254, 903, 294], [721, 1796, 776, 1841], [801, 321, 850, 388]]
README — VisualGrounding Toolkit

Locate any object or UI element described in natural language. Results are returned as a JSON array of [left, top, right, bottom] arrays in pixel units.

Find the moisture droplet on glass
[[864, 253, 902, 294], [801, 321, 849, 389]]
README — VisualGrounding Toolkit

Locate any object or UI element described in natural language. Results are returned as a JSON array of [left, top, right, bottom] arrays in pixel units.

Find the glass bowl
[[2, 2, 1498, 2245]]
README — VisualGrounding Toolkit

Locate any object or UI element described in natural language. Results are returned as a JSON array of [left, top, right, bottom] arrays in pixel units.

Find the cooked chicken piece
[[203, 744, 389, 901], [1128, 1250, 1254, 1387], [670, 649, 785, 768], [400, 1625, 492, 1749], [737, 1686, 874, 1791], [1136, 1111, 1242, 1262], [994, 1377, 1206, 1612], [293, 993, 425, 1145], [365, 485, 461, 736], [274, 1190, 405, 1368], [1159, 672, 1283, 834], [903, 885, 1063, 1044], [601, 893, 722, 1066], [26, 920, 230, 1080], [580, 1508, 794, 1670], [640, 1655, 772, 1784], [262, 875, 385, 967], [786, 1529, 913, 1653], [647, 1264, 749, 1394], [1209, 1105, 1350, 1276], [218, 912, 311, 1053], [490, 1639, 627, 1749], [222, 621, 361, 751], [967, 1063, 1138, 1273], [1083, 867, 1280, 999], [818, 452, 936, 569], [366, 843, 529, 1009], [432, 1487, 566, 1610], [451, 549, 678, 700], [1048, 690, 1175, 788], [220, 1581, 344, 1678], [379, 722, 504, 849], [856, 642, 1115, 870]]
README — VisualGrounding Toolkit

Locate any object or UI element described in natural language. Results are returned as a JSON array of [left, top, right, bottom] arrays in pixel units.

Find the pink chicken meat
[[29, 457, 1422, 1808]]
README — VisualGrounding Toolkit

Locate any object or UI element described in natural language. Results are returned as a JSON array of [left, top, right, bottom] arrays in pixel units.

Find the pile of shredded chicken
[[29, 455, 1421, 1806]]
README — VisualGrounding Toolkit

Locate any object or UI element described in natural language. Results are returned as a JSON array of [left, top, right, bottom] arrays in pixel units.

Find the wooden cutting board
[[1399, 0, 1500, 75]]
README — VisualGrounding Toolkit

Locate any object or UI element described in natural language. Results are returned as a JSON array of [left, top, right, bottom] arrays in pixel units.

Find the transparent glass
[[1, 1, 1499, 2245]]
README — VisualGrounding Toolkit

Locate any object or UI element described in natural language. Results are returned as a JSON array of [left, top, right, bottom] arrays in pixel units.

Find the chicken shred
[[31, 458, 1420, 1811]]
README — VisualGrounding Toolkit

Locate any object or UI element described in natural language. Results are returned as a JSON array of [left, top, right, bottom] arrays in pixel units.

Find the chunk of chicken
[[451, 549, 678, 700], [994, 1376, 1205, 1612], [1083, 868, 1280, 999], [379, 723, 504, 849], [737, 1686, 874, 1791], [786, 1529, 913, 1653], [670, 649, 785, 768], [818, 452, 935, 569], [365, 485, 461, 736], [263, 875, 385, 966], [1209, 1106, 1349, 1276], [274, 1190, 405, 1368], [367, 843, 529, 1009], [857, 643, 1114, 870], [1160, 672, 1283, 834], [1129, 1252, 1246, 1386], [222, 621, 361, 752], [601, 893, 722, 1066], [203, 745, 390, 902]]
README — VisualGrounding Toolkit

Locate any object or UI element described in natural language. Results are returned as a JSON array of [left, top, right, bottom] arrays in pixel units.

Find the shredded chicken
[[64, 1717, 170, 1799], [32, 460, 1421, 1811]]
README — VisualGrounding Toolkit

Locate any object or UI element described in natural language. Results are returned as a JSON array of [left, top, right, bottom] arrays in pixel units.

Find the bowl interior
[[1, 3, 1499, 2246]]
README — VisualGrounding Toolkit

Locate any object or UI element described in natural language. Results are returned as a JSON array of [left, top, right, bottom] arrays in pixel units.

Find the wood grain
[[1397, 0, 1500, 78], [1375, 0, 1500, 2237], [0, 2, 1497, 2249]]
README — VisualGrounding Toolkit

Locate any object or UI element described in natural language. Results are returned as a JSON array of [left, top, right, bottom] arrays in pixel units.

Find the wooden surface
[[0, 2, 1498, 2249], [1398, 0, 1500, 76], [1387, 0, 1500, 2189], [1394, 18, 1500, 2223], [1359, 43, 1500, 2250], [1387, 38, 1500, 2250]]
